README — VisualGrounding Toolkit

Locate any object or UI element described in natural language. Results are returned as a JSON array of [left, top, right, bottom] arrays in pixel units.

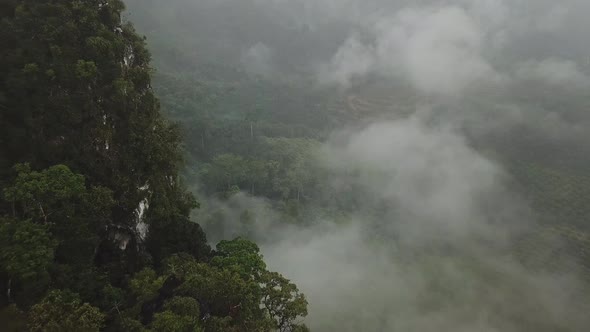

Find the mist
[[194, 115, 588, 331], [125, 0, 590, 331], [274, 115, 590, 331]]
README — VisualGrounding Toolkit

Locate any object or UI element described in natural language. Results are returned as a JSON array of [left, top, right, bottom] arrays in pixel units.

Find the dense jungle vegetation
[[0, 1, 307, 331], [2, 0, 590, 331]]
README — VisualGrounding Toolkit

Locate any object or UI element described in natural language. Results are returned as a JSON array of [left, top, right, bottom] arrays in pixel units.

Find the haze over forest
[[125, 0, 590, 331], [1, 0, 590, 331]]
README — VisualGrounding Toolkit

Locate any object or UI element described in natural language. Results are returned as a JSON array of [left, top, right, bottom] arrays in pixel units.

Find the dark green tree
[[0, 218, 57, 305], [145, 215, 211, 265], [151, 297, 202, 332], [3, 164, 113, 267], [28, 290, 105, 332]]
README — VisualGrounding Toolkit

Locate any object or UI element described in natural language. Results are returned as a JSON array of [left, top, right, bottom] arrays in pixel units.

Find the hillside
[[2, 0, 590, 331], [0, 1, 308, 331]]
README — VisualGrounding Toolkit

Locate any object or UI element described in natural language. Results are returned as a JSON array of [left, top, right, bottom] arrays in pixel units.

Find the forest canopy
[[0, 1, 308, 331], [2, 0, 590, 331]]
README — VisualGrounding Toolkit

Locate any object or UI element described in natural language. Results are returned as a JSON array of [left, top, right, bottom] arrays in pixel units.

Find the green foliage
[[119, 318, 147, 332], [75, 60, 98, 79], [3, 164, 85, 222], [177, 261, 265, 328], [202, 316, 235, 332], [165, 239, 308, 332], [152, 310, 202, 332], [151, 296, 202, 332], [201, 154, 248, 194], [50, 265, 110, 308], [28, 290, 105, 332], [4, 0, 585, 330], [0, 2, 309, 331], [199, 137, 320, 203], [0, 0, 189, 228], [101, 284, 126, 315], [130, 268, 165, 301], [211, 237, 267, 280], [146, 216, 211, 265], [3, 163, 114, 267], [0, 217, 56, 305], [163, 296, 201, 317], [261, 271, 309, 332], [0, 218, 56, 281]]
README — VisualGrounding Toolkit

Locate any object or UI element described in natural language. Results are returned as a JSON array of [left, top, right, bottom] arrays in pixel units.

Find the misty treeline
[[0, 1, 308, 331], [2, 1, 590, 332], [125, 0, 590, 331]]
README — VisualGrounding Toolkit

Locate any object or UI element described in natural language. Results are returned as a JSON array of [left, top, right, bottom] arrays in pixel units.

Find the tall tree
[[28, 290, 105, 332]]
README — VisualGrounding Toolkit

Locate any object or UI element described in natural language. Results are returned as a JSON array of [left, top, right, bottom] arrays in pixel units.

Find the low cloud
[[124, 1, 590, 330], [264, 117, 586, 331], [200, 115, 588, 331], [317, 5, 503, 95], [516, 58, 589, 86], [314, 0, 590, 96], [241, 42, 275, 77], [317, 36, 376, 88]]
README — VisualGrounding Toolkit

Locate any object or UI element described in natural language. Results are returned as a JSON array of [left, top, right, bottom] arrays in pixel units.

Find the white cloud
[[318, 5, 503, 96], [317, 36, 376, 87], [378, 6, 500, 96], [241, 42, 275, 77], [259, 116, 585, 331]]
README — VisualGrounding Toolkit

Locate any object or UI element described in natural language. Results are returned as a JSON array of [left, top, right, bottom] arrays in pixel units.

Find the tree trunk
[[38, 202, 47, 223], [7, 278, 11, 303]]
